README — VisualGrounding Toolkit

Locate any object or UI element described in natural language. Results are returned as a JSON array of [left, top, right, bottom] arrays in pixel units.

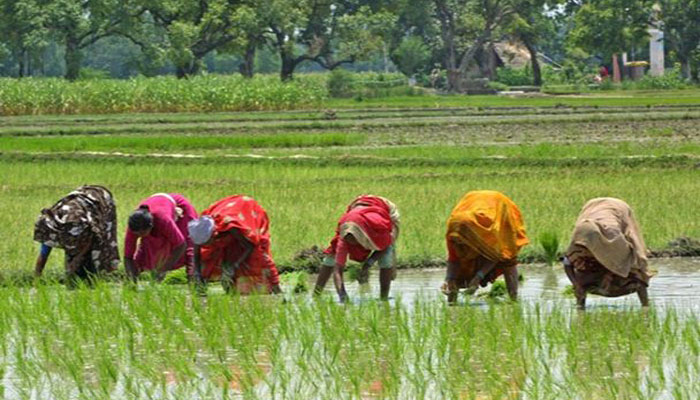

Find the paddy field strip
[[0, 93, 699, 399], [0, 97, 698, 278]]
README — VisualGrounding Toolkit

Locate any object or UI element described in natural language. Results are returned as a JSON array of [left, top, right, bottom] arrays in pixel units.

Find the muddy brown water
[[334, 257, 700, 311]]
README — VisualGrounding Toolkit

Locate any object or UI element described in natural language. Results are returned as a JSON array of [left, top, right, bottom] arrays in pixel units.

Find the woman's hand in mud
[[154, 269, 167, 282], [357, 265, 370, 284], [441, 280, 457, 296]]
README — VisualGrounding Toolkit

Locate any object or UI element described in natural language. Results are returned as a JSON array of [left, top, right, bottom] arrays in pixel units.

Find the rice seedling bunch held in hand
[[189, 195, 282, 295], [442, 191, 529, 303], [314, 195, 400, 302]]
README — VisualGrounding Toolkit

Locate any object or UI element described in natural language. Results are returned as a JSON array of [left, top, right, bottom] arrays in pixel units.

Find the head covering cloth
[[188, 216, 215, 245]]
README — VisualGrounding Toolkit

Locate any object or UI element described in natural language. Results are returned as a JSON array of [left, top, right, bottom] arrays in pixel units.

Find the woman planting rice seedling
[[124, 193, 197, 282], [33, 185, 120, 286], [562, 197, 654, 310], [442, 190, 529, 303], [314, 195, 400, 302], [188, 195, 282, 294]]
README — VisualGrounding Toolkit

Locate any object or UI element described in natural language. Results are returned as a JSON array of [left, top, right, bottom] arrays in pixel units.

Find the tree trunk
[[175, 60, 200, 79], [64, 34, 82, 80], [680, 59, 691, 80], [239, 41, 256, 78], [612, 53, 621, 83], [383, 42, 389, 73], [18, 50, 25, 78], [446, 69, 461, 92], [280, 53, 296, 81], [525, 41, 541, 86]]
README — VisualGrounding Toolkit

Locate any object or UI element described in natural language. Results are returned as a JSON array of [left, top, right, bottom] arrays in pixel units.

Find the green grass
[[0, 132, 367, 153], [2, 109, 699, 137], [326, 89, 700, 108], [1, 132, 698, 159], [1, 157, 697, 276]]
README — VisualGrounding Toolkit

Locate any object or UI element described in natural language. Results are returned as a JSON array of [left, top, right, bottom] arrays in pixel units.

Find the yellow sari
[[446, 191, 529, 284]]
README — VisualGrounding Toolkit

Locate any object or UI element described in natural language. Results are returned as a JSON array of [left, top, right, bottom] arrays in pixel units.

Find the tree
[[256, 0, 396, 81], [40, 0, 145, 80], [568, 0, 653, 81], [392, 35, 431, 76], [659, 0, 700, 80], [0, 0, 48, 77], [144, 0, 254, 78], [507, 0, 558, 85], [433, 0, 519, 91]]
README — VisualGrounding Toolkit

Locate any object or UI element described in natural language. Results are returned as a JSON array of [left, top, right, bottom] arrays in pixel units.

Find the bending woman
[[187, 195, 281, 294], [34, 185, 120, 285], [562, 197, 654, 309], [124, 193, 197, 282], [443, 191, 529, 303], [314, 195, 400, 302]]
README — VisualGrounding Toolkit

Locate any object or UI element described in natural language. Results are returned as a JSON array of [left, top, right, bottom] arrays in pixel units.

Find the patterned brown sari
[[34, 185, 120, 278]]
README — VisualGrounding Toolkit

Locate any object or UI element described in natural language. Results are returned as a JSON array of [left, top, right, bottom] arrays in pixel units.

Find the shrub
[[635, 64, 688, 90], [78, 67, 111, 80], [327, 70, 409, 98], [487, 81, 509, 91], [327, 69, 356, 98], [392, 36, 431, 77], [541, 65, 568, 85], [495, 66, 533, 86]]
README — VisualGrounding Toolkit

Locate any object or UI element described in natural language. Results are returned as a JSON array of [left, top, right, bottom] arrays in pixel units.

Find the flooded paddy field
[[1, 258, 700, 400], [1, 94, 698, 399], [361, 257, 700, 311]]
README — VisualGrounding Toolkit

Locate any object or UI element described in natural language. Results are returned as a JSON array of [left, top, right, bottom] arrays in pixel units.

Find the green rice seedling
[[2, 156, 696, 276], [162, 269, 189, 285], [538, 231, 561, 265], [561, 284, 575, 297], [279, 271, 310, 293]]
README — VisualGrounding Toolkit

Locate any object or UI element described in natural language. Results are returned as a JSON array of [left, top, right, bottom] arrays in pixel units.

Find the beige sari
[[565, 198, 654, 293]]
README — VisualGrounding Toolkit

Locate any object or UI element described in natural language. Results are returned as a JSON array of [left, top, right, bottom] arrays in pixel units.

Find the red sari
[[325, 195, 398, 267], [199, 195, 279, 293]]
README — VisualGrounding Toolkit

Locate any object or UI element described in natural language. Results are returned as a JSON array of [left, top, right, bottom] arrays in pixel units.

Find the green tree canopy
[[144, 0, 255, 78], [568, 0, 653, 59], [41, 0, 145, 80], [256, 0, 396, 80], [660, 0, 700, 80]]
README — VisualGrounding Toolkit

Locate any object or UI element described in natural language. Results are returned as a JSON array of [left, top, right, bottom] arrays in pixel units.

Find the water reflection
[[337, 258, 700, 312]]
